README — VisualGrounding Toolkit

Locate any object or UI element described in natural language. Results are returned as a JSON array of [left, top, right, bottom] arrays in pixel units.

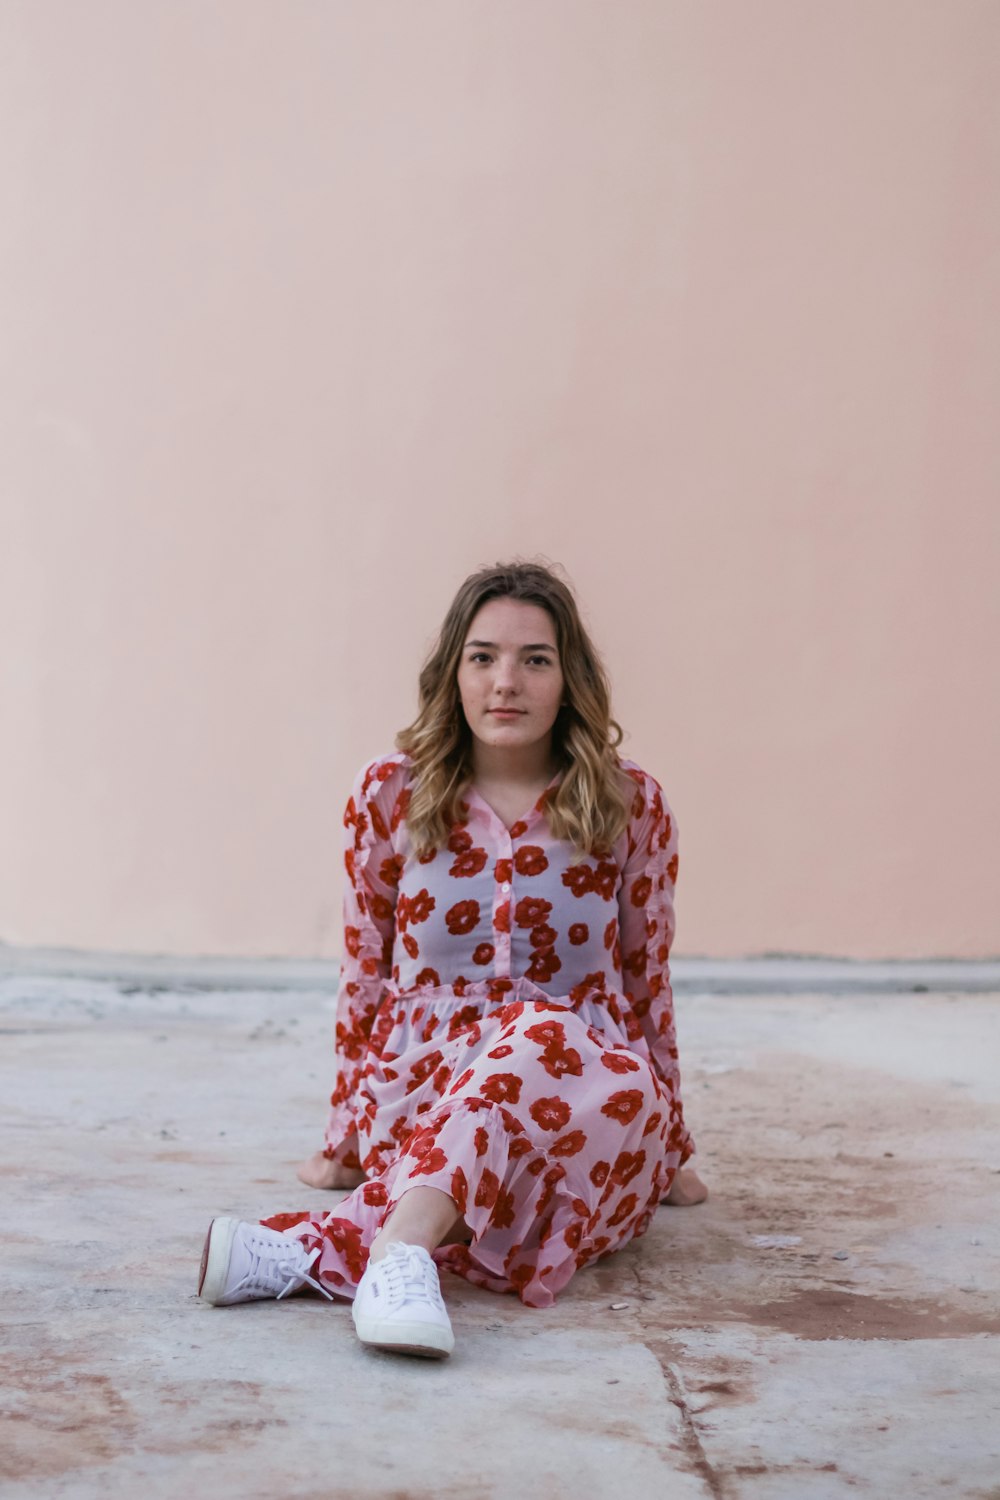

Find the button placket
[[492, 830, 514, 977]]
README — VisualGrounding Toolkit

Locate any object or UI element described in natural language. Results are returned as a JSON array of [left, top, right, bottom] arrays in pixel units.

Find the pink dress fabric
[[263, 751, 694, 1309]]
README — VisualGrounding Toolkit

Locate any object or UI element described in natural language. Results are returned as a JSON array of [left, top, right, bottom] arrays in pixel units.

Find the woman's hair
[[396, 559, 631, 856]]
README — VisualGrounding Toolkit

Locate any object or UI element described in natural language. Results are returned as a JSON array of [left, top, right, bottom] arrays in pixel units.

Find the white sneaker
[[198, 1217, 333, 1306], [352, 1242, 455, 1358]]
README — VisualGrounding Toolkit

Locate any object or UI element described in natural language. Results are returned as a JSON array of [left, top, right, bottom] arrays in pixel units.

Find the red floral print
[[607, 1193, 638, 1227], [409, 1146, 449, 1177], [445, 899, 481, 936], [473, 942, 495, 966], [568, 922, 589, 945], [366, 892, 391, 923], [569, 972, 606, 1003], [405, 1050, 444, 1094], [601, 1089, 646, 1126], [612, 1149, 647, 1187], [450, 846, 489, 878], [514, 845, 549, 877], [491, 1186, 516, 1229], [550, 1129, 586, 1158], [390, 788, 411, 832], [514, 896, 553, 929], [526, 947, 562, 984], [450, 1166, 468, 1213], [537, 1041, 584, 1081], [407, 889, 436, 925], [623, 945, 646, 978], [561, 864, 594, 897], [528, 923, 558, 949], [524, 1018, 567, 1049], [600, 1049, 641, 1074], [479, 1072, 523, 1106], [528, 1096, 573, 1132], [475, 1169, 500, 1209], [262, 1211, 312, 1233]]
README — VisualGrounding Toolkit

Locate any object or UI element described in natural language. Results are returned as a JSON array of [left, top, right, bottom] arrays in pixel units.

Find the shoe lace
[[381, 1243, 445, 1311], [233, 1231, 334, 1302]]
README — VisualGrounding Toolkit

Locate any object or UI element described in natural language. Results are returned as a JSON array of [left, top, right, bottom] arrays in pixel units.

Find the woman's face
[[457, 597, 566, 759]]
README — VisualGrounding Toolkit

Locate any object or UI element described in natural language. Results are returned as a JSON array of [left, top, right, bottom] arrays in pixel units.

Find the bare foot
[[663, 1167, 709, 1207], [296, 1150, 366, 1191]]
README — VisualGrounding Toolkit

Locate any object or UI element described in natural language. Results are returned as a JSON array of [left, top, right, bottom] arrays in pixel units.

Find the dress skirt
[[262, 978, 684, 1309]]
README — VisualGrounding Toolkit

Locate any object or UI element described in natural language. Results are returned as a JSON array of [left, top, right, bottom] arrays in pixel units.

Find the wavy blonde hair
[[396, 560, 631, 857]]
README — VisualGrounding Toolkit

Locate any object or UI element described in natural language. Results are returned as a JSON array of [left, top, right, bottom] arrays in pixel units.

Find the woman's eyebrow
[[464, 640, 557, 652]]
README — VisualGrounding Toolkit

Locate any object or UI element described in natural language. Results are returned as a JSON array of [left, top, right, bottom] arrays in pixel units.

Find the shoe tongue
[[391, 1243, 433, 1293]]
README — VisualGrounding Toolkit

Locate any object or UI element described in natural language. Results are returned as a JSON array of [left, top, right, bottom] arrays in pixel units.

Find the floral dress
[[263, 751, 694, 1309]]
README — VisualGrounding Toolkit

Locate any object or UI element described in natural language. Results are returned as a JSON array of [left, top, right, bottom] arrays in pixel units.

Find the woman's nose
[[493, 659, 520, 693]]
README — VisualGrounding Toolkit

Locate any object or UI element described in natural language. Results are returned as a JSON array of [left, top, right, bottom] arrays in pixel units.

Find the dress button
[[501, 882, 510, 893]]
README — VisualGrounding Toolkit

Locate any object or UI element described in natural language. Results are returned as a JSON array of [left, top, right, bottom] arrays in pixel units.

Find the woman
[[198, 560, 706, 1357]]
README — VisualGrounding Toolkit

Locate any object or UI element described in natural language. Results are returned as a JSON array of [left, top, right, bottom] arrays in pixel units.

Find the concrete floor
[[1, 975, 998, 1499]]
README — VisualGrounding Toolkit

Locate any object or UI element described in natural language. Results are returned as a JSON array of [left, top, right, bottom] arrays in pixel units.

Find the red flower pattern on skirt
[[601, 1089, 646, 1126], [528, 1096, 573, 1132], [479, 1072, 523, 1106]]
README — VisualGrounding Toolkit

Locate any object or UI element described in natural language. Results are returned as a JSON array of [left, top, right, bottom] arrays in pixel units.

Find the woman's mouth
[[489, 709, 525, 718]]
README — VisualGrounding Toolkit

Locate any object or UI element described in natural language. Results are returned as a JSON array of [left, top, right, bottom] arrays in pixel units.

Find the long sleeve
[[323, 756, 404, 1167], [617, 768, 694, 1166]]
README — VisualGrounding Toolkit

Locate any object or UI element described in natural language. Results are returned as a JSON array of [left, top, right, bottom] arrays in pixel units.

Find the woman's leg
[[368, 1185, 465, 1261]]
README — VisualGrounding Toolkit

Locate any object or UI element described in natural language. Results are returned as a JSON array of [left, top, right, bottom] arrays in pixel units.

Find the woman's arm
[[322, 757, 404, 1169], [617, 767, 696, 1170]]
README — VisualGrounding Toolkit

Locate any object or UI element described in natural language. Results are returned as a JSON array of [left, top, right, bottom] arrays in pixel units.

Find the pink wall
[[2, 2, 998, 959]]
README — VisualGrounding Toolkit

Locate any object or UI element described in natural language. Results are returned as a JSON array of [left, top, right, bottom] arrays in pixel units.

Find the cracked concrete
[[1, 976, 998, 1498]]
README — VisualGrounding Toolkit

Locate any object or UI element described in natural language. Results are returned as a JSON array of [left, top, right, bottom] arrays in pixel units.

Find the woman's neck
[[470, 740, 559, 790]]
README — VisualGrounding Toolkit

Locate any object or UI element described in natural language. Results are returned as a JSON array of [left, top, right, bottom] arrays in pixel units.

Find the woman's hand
[[663, 1166, 709, 1207], [296, 1150, 366, 1191]]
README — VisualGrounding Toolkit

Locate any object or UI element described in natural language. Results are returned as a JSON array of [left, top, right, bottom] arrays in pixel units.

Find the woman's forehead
[[464, 597, 557, 647]]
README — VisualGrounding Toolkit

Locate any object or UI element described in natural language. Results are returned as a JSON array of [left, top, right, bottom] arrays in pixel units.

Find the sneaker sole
[[352, 1312, 454, 1359], [197, 1216, 239, 1304]]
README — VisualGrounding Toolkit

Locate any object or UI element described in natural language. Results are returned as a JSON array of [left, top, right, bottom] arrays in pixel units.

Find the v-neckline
[[467, 768, 564, 833]]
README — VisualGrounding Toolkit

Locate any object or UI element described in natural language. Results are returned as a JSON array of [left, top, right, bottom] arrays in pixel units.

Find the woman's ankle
[[369, 1186, 461, 1263]]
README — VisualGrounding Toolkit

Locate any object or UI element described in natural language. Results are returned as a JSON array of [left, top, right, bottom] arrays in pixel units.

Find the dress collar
[[465, 766, 564, 834]]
